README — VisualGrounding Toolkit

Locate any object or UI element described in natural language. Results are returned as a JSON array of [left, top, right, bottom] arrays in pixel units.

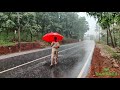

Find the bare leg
[[50, 52, 54, 66], [55, 51, 58, 65]]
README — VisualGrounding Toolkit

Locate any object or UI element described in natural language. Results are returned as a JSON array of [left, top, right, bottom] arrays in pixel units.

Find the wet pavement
[[0, 40, 95, 78]]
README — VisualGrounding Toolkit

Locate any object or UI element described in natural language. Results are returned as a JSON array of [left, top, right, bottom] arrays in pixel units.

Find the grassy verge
[[96, 39, 120, 60], [103, 44, 120, 60], [0, 40, 16, 46]]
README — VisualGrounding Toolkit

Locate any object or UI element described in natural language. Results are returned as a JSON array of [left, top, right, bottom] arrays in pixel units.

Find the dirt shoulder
[[0, 39, 79, 55], [87, 44, 120, 78]]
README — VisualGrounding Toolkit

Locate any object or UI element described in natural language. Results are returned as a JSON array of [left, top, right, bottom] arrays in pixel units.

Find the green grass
[[0, 40, 16, 46], [111, 52, 120, 60], [103, 44, 120, 60], [0, 32, 16, 46], [104, 45, 114, 54]]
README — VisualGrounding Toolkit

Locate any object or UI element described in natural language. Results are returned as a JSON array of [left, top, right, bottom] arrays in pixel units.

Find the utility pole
[[17, 12, 21, 52]]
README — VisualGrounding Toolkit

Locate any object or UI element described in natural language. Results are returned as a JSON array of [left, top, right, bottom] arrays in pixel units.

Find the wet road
[[0, 40, 95, 78]]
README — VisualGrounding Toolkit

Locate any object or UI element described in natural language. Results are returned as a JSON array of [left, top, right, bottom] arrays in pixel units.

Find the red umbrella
[[42, 32, 64, 42]]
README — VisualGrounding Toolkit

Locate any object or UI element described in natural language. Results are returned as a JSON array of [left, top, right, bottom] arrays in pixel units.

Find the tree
[[87, 12, 115, 47], [87, 12, 120, 48], [0, 12, 89, 46]]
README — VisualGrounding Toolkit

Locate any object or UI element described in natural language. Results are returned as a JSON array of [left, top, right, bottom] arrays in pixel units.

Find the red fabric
[[42, 32, 64, 42]]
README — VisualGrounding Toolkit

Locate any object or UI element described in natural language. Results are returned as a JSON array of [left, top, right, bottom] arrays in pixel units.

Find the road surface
[[0, 40, 95, 78]]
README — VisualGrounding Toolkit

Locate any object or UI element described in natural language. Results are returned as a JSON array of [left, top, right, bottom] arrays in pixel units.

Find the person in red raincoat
[[50, 37, 60, 66]]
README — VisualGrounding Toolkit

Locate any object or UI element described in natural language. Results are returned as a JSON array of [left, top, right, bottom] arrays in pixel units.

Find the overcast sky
[[77, 12, 97, 36]]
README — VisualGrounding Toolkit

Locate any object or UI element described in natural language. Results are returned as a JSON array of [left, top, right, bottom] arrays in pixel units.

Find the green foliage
[[6, 19, 15, 28], [104, 45, 114, 54], [0, 12, 89, 45], [87, 12, 120, 47], [0, 40, 15, 46]]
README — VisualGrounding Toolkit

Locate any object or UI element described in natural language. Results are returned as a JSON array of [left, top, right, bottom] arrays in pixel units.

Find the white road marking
[[58, 55, 63, 56], [0, 45, 79, 74], [77, 43, 95, 78], [40, 61, 47, 65]]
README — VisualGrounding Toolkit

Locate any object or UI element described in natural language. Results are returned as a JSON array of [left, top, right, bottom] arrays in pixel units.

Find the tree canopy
[[0, 12, 89, 43], [87, 12, 120, 47]]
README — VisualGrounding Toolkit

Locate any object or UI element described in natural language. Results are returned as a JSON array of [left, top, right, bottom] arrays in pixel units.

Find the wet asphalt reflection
[[0, 40, 94, 78]]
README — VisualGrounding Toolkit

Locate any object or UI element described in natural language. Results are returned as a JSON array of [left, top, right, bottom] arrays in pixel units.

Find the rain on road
[[0, 40, 95, 78]]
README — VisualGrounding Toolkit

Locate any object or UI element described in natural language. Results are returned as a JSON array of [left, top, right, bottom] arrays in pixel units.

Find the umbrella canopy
[[42, 32, 64, 42]]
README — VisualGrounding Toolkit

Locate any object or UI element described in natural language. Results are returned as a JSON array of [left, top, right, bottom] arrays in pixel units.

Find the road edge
[[77, 41, 95, 78]]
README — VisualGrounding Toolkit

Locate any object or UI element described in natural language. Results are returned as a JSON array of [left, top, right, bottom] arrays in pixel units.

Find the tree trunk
[[30, 32, 33, 42], [5, 29, 9, 41], [0, 31, 1, 40], [118, 31, 120, 47], [42, 27, 44, 36], [119, 30, 120, 39], [107, 29, 109, 45], [113, 30, 117, 47], [14, 31, 16, 41], [37, 32, 40, 40], [41, 19, 45, 36], [66, 31, 69, 38], [108, 28, 115, 48], [7, 30, 9, 38], [119, 30, 120, 47], [18, 26, 21, 51], [17, 12, 21, 52], [25, 31, 27, 41]]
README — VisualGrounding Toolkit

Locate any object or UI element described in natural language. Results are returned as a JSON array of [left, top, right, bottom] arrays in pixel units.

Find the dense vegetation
[[0, 12, 89, 46], [87, 12, 120, 48]]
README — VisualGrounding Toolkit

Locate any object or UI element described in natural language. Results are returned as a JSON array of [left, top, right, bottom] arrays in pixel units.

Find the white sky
[[77, 12, 97, 36]]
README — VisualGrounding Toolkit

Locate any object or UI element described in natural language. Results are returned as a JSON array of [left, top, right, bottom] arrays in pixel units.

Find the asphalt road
[[0, 40, 95, 78]]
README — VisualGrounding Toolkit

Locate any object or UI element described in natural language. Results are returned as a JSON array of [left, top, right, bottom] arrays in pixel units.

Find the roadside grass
[[0, 40, 16, 46], [103, 44, 120, 60], [104, 45, 113, 54], [112, 52, 120, 60], [96, 39, 120, 60], [96, 40, 106, 45]]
